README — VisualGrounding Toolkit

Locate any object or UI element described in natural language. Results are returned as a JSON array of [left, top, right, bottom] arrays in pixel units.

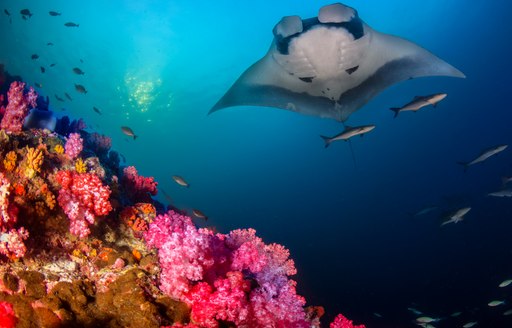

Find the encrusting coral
[[0, 80, 366, 328]]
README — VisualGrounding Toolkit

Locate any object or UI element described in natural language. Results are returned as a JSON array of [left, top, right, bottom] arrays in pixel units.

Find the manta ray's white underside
[[210, 3, 465, 122]]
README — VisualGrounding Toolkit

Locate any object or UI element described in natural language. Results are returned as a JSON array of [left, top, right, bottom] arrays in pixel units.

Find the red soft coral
[[64, 132, 83, 159], [330, 313, 366, 328], [0, 301, 17, 328], [56, 170, 112, 238], [122, 166, 157, 202], [0, 81, 37, 132]]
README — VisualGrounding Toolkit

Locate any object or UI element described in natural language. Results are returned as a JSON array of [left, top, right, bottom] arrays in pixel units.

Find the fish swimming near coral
[[389, 93, 447, 118], [210, 2, 464, 122], [320, 124, 375, 147], [121, 126, 137, 139], [64, 22, 79, 27], [93, 107, 102, 115], [4, 9, 10, 16], [31, 54, 39, 60], [65, 93, 73, 101], [54, 94, 65, 102], [457, 144, 508, 172], [172, 175, 189, 188], [192, 209, 208, 221], [49, 11, 61, 16]]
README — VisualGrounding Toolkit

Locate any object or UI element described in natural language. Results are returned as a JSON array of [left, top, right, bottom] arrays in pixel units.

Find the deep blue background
[[1, 0, 512, 326]]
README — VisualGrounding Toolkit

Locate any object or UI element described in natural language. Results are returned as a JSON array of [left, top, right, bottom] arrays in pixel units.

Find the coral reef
[[0, 80, 364, 327]]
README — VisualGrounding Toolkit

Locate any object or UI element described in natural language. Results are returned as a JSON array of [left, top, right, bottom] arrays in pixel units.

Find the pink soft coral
[[0, 81, 37, 132], [144, 210, 309, 328], [330, 313, 366, 328], [55, 170, 112, 238], [64, 132, 83, 159]]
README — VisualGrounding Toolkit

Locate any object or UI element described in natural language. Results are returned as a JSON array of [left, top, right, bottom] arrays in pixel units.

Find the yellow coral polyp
[[3, 151, 17, 171], [54, 144, 64, 154], [24, 147, 44, 179], [75, 158, 87, 174]]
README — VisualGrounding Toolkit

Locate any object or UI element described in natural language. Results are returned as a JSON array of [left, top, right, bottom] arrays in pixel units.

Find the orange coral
[[12, 183, 25, 196], [120, 203, 156, 235], [24, 146, 44, 178], [3, 151, 17, 171]]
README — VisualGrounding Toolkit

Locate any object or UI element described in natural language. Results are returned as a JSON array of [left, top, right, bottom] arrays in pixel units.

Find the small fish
[[47, 42, 54, 46], [93, 107, 102, 115], [488, 189, 512, 198], [450, 311, 462, 317], [34, 82, 43, 88], [54, 94, 65, 102], [64, 22, 79, 27], [49, 11, 61, 16], [503, 309, 512, 316], [457, 144, 508, 172], [390, 93, 447, 118], [4, 9, 10, 16], [499, 279, 512, 287], [172, 175, 189, 188], [441, 207, 471, 226], [72, 67, 85, 75], [20, 9, 33, 17], [407, 307, 423, 315], [74, 84, 87, 94], [50, 63, 56, 67], [40, 66, 46, 73], [488, 300, 505, 307], [502, 176, 512, 186], [320, 124, 376, 148], [411, 206, 438, 217], [160, 189, 173, 204], [80, 59, 84, 63], [373, 312, 383, 318], [192, 209, 208, 221], [65, 93, 72, 101], [31, 54, 39, 60], [121, 126, 137, 139], [416, 316, 440, 324], [462, 322, 478, 328]]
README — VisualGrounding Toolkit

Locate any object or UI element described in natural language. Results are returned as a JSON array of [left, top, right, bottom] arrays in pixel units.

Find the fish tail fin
[[133, 135, 138, 140], [320, 135, 331, 148], [456, 161, 468, 172], [390, 108, 400, 118]]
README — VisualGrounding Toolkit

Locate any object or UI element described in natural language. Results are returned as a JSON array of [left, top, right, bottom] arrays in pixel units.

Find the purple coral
[[144, 210, 309, 327], [0, 81, 37, 132], [65, 132, 83, 159]]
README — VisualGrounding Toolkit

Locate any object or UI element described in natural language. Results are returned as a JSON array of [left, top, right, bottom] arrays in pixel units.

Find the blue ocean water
[[1, 0, 512, 326]]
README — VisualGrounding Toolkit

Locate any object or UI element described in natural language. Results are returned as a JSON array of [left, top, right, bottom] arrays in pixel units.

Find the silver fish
[[499, 279, 512, 287], [390, 93, 447, 118], [320, 124, 375, 147], [457, 144, 508, 172], [411, 206, 438, 217], [488, 300, 505, 307], [488, 190, 512, 198], [192, 209, 208, 221], [172, 175, 189, 188], [441, 207, 471, 226]]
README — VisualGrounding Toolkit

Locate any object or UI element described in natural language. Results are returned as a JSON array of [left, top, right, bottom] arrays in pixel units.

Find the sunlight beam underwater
[[210, 3, 465, 122]]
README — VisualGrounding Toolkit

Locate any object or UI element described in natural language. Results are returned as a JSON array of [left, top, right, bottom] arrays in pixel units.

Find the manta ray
[[210, 3, 465, 122]]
